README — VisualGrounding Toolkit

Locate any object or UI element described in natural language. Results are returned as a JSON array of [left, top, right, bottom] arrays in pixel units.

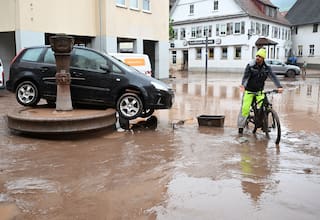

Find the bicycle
[[245, 90, 281, 144]]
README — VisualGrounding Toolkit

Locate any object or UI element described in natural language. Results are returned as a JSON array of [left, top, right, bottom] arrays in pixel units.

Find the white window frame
[[142, 0, 150, 11], [213, 0, 219, 11], [234, 47, 241, 59], [191, 27, 196, 38], [221, 47, 228, 59], [116, 0, 126, 7], [234, 22, 241, 34], [309, 45, 315, 56], [196, 48, 202, 59], [130, 0, 138, 9], [298, 45, 303, 56], [189, 4, 194, 15], [220, 24, 226, 36]]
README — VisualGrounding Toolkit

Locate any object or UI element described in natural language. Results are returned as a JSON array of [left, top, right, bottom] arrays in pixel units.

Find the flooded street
[[1, 72, 320, 219]]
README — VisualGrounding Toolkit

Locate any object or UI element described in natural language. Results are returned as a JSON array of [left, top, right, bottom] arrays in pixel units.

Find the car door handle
[[40, 67, 49, 73], [72, 72, 83, 77]]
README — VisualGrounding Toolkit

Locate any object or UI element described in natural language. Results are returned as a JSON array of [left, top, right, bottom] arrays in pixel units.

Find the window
[[213, 0, 219, 11], [191, 27, 196, 38], [298, 45, 303, 56], [234, 47, 241, 59], [44, 48, 55, 64], [130, 0, 138, 9], [309, 45, 315, 56], [251, 21, 256, 35], [216, 24, 219, 36], [189, 4, 194, 15], [172, 51, 177, 64], [180, 28, 186, 40], [208, 47, 214, 59], [220, 24, 226, 36], [256, 22, 261, 35], [221, 47, 228, 59], [204, 25, 212, 37], [196, 48, 202, 59], [313, 24, 318, 32], [21, 48, 42, 62], [196, 26, 202, 38], [116, 0, 125, 6], [241, 21, 245, 34], [262, 24, 269, 36], [227, 22, 233, 35], [143, 0, 150, 11], [173, 29, 178, 40], [234, 22, 241, 34], [71, 49, 108, 71]]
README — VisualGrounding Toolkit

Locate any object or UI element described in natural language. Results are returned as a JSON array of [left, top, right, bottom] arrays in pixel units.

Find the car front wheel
[[16, 81, 40, 106], [117, 92, 143, 120], [286, 70, 295, 78]]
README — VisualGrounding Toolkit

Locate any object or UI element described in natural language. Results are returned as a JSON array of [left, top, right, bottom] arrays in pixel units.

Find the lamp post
[[49, 34, 74, 111]]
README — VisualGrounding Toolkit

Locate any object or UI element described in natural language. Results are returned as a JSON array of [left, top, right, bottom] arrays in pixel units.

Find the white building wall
[[170, 0, 292, 73], [292, 24, 320, 67]]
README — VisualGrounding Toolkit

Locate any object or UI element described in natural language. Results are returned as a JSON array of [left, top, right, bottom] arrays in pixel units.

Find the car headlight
[[151, 81, 169, 91]]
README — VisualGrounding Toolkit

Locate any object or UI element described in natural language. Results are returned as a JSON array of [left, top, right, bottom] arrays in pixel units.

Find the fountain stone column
[[49, 34, 74, 111]]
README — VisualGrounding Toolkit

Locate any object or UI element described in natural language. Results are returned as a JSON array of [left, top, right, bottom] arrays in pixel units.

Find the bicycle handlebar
[[247, 89, 279, 96]]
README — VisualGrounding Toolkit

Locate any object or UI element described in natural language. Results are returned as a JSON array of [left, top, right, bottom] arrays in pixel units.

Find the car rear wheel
[[286, 70, 295, 78], [16, 81, 40, 106], [117, 92, 143, 120]]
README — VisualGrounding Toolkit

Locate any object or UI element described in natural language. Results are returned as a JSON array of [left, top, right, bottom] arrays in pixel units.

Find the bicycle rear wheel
[[264, 109, 281, 144]]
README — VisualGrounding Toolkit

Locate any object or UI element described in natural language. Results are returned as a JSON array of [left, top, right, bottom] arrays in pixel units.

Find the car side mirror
[[100, 64, 111, 73]]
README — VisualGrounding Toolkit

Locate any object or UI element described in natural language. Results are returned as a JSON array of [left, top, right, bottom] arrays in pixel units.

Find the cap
[[256, 48, 266, 59]]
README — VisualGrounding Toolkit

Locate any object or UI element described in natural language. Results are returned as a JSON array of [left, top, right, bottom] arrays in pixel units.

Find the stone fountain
[[6, 34, 116, 135]]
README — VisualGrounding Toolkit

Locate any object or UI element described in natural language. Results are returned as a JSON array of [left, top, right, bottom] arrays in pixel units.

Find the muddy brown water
[[1, 72, 320, 220]]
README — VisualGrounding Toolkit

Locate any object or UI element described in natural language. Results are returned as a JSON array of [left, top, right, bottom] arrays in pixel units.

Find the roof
[[256, 37, 278, 46], [286, 0, 320, 25], [234, 0, 290, 25], [171, 0, 290, 26]]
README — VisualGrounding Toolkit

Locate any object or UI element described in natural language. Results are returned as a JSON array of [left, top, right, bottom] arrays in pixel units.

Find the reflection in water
[[239, 140, 277, 203]]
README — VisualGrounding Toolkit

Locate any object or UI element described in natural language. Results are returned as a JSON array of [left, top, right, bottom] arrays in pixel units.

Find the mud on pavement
[[1, 72, 320, 219]]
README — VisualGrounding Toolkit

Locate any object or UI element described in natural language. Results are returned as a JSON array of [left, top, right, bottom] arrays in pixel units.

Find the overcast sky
[[270, 0, 297, 11]]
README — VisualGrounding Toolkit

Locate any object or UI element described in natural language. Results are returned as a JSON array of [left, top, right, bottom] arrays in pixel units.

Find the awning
[[255, 37, 278, 46]]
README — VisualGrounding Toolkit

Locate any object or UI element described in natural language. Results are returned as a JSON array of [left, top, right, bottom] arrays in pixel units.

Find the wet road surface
[[1, 72, 320, 219]]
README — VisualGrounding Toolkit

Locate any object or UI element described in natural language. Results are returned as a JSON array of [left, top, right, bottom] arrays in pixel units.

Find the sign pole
[[205, 35, 208, 92]]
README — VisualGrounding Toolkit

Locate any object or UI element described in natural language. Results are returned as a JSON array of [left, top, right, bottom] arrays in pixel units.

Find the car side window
[[21, 48, 43, 62], [71, 48, 107, 71], [106, 59, 122, 74], [43, 48, 55, 64]]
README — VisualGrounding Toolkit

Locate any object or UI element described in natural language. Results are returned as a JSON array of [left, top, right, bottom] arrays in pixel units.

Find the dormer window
[[265, 5, 276, 18]]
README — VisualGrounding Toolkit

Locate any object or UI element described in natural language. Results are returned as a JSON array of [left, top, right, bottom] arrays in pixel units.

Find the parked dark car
[[265, 59, 301, 77], [6, 46, 174, 120]]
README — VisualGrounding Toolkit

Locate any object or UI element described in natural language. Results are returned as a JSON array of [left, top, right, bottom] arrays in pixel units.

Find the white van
[[109, 53, 152, 77], [0, 59, 4, 89]]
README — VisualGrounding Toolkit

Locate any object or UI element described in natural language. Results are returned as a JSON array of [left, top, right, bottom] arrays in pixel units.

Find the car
[[6, 46, 174, 120], [0, 58, 4, 89], [110, 53, 152, 77], [265, 59, 301, 77]]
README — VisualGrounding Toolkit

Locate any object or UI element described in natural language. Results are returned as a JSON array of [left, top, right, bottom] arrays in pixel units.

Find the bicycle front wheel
[[264, 109, 281, 144]]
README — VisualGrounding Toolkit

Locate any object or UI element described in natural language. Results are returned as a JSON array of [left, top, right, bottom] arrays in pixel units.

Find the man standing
[[238, 48, 283, 134]]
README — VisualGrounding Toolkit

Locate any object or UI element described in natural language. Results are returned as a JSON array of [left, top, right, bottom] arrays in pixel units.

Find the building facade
[[286, 0, 320, 69], [0, 0, 170, 79], [169, 0, 292, 72]]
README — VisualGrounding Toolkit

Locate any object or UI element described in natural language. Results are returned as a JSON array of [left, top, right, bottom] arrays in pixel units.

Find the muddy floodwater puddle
[[1, 73, 320, 219]]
